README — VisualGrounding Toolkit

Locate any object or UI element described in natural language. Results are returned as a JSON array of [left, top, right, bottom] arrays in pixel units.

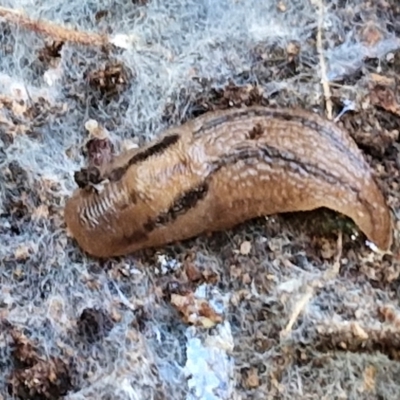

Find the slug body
[[65, 106, 393, 258]]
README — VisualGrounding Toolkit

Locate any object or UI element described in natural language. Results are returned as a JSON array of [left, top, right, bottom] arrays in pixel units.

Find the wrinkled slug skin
[[64, 106, 393, 258]]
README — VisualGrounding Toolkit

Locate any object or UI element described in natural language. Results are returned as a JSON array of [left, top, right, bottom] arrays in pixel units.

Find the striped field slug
[[64, 106, 393, 258]]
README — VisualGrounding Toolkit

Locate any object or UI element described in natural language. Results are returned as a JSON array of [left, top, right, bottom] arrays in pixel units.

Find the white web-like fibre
[[0, 0, 400, 399]]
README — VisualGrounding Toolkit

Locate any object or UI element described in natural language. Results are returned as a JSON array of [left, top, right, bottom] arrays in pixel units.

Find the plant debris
[[1, 0, 400, 399], [6, 325, 74, 400]]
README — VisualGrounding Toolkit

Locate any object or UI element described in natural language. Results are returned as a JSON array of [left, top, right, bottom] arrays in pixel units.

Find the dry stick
[[313, 320, 400, 351], [281, 287, 314, 337], [280, 232, 343, 338], [0, 6, 108, 47], [315, 0, 333, 120]]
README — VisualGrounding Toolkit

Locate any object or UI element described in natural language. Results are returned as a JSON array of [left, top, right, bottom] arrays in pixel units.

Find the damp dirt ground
[[1, 1, 400, 399]]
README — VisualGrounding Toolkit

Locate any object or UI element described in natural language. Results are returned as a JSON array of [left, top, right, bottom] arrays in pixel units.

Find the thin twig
[[281, 287, 314, 337], [315, 0, 333, 120], [0, 6, 108, 47], [280, 231, 343, 338]]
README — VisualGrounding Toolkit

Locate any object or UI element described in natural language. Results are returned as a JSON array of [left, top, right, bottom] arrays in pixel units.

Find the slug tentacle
[[64, 106, 393, 258]]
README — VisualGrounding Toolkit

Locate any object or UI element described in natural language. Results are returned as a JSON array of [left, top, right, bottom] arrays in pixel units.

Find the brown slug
[[64, 106, 393, 258]]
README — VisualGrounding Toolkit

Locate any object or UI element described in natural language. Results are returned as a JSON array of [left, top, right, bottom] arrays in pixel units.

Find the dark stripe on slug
[[128, 133, 180, 166], [258, 144, 343, 186], [148, 182, 209, 227], [191, 109, 274, 136], [193, 108, 365, 170], [211, 144, 360, 193], [106, 133, 181, 182]]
